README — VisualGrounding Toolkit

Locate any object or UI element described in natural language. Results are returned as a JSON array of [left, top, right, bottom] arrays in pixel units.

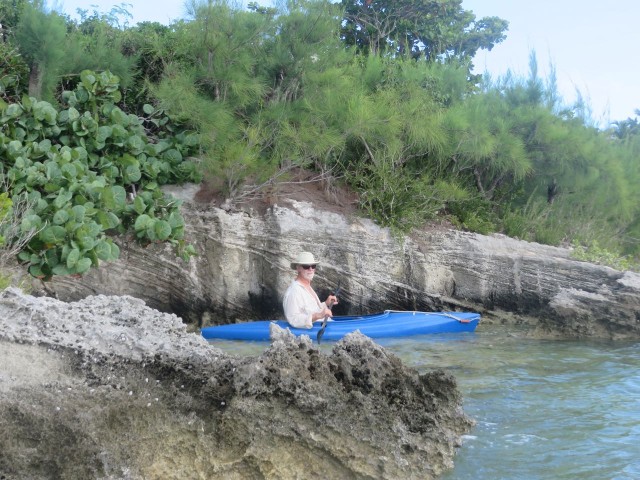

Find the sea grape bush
[[0, 70, 201, 278]]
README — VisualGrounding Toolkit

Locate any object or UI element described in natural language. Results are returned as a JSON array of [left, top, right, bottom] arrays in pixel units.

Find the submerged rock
[[0, 288, 473, 479]]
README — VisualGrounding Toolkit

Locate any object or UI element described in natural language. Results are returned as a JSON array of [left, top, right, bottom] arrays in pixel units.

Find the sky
[[56, 0, 640, 126], [462, 0, 640, 126]]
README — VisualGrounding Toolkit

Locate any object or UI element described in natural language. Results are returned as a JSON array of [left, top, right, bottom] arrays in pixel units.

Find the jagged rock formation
[[30, 190, 640, 340], [0, 287, 472, 479]]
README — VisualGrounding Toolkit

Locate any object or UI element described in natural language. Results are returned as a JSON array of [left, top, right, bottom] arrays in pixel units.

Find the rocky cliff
[[4, 185, 639, 478], [31, 188, 640, 340], [0, 287, 472, 479]]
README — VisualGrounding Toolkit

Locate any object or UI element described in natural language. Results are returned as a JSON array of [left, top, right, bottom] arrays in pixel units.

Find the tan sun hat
[[290, 251, 320, 269]]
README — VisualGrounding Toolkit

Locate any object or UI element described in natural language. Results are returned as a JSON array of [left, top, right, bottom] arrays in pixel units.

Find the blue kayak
[[201, 310, 480, 342]]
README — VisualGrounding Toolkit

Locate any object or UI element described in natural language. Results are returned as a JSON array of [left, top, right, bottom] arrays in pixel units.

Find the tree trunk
[[28, 62, 42, 98]]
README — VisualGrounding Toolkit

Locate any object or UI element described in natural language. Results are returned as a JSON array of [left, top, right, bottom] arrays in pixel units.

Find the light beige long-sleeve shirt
[[282, 279, 328, 329]]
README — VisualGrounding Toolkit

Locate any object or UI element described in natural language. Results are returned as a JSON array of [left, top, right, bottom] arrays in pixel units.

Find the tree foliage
[[2, 0, 640, 274], [62, 6, 138, 91], [340, 0, 508, 64], [13, 0, 67, 99], [611, 110, 640, 140]]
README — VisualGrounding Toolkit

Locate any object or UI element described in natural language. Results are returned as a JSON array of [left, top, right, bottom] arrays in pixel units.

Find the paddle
[[317, 282, 341, 344]]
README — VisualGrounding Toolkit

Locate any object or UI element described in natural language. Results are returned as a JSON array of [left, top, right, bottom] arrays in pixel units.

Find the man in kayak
[[282, 251, 338, 329]]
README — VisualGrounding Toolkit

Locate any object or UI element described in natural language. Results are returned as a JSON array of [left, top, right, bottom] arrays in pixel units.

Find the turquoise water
[[209, 325, 640, 479]]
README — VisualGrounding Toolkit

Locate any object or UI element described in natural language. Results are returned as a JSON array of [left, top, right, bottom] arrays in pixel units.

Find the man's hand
[[312, 307, 333, 322], [326, 294, 338, 308]]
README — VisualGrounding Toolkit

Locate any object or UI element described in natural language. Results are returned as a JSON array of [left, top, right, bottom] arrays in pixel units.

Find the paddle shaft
[[317, 284, 341, 343]]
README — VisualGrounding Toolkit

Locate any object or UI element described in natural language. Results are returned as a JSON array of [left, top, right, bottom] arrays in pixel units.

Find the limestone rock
[[26, 198, 640, 339], [0, 288, 472, 479]]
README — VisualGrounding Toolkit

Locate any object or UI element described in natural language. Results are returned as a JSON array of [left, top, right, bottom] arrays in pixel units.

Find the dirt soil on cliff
[[191, 168, 456, 233], [193, 168, 361, 217]]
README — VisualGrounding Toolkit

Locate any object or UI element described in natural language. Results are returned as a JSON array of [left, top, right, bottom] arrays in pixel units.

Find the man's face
[[297, 263, 316, 281]]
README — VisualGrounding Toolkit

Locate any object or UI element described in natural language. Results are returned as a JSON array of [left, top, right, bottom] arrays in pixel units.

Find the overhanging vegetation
[[2, 0, 639, 279]]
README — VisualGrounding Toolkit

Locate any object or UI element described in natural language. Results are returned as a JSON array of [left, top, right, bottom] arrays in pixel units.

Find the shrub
[[0, 70, 201, 279], [570, 241, 637, 271]]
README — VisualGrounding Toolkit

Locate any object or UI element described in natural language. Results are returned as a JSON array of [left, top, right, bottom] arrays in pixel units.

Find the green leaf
[[163, 148, 183, 164], [80, 70, 97, 90], [53, 189, 73, 209], [154, 220, 172, 240], [96, 210, 120, 229], [67, 248, 80, 268], [61, 163, 78, 179], [76, 257, 92, 274], [44, 248, 60, 268], [125, 165, 141, 183], [94, 240, 113, 260], [29, 264, 45, 278], [75, 88, 88, 104], [72, 146, 88, 162], [101, 185, 126, 211], [7, 140, 23, 158], [58, 148, 71, 163], [35, 199, 48, 213], [183, 133, 199, 147], [5, 103, 23, 119], [127, 135, 145, 155], [33, 101, 57, 125], [21, 214, 42, 232], [36, 139, 53, 155], [52, 264, 72, 276], [86, 248, 99, 267], [96, 126, 112, 143], [71, 205, 86, 222], [43, 182, 59, 193], [110, 242, 120, 259], [133, 195, 146, 214], [171, 226, 184, 240], [86, 177, 107, 193], [71, 120, 84, 135], [145, 222, 158, 240], [53, 209, 70, 225], [167, 211, 184, 229], [64, 219, 78, 234], [84, 221, 102, 237], [46, 162, 62, 181], [110, 108, 129, 127], [77, 235, 96, 250], [39, 226, 67, 245], [14, 157, 27, 169], [143, 158, 161, 178], [119, 153, 138, 166], [134, 214, 152, 231], [0, 68, 204, 279], [59, 107, 80, 123]]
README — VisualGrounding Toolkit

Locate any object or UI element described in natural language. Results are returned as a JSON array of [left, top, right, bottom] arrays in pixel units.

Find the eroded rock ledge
[[32, 198, 640, 340], [0, 287, 472, 479]]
